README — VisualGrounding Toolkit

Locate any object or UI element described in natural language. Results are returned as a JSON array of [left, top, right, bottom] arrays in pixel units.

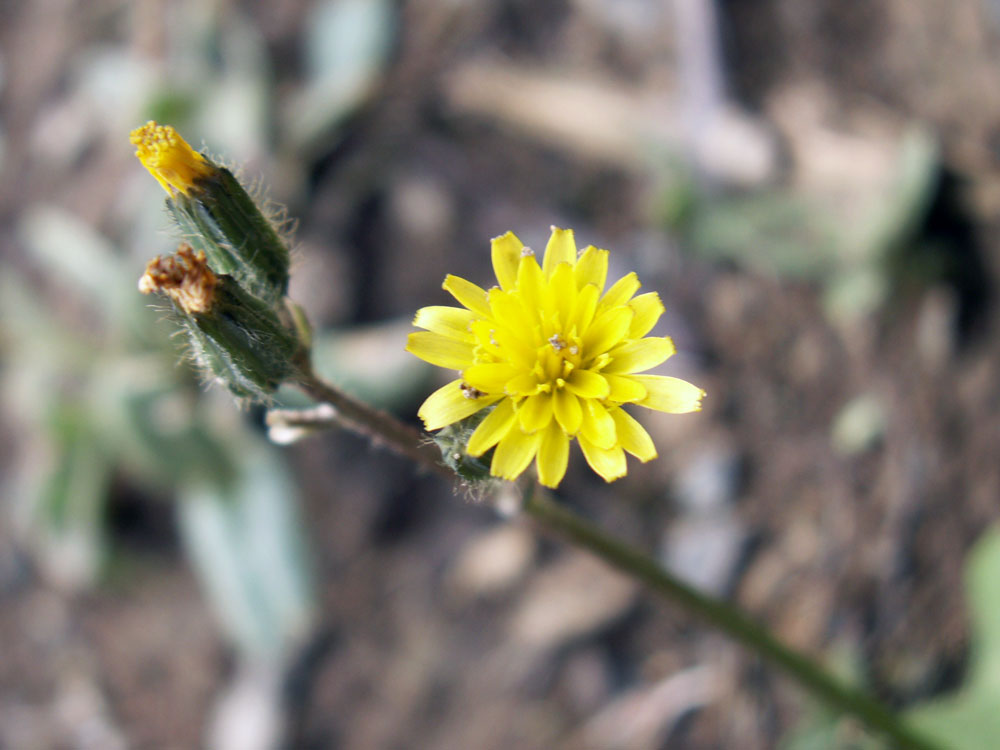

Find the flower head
[[407, 227, 705, 488], [139, 242, 218, 313], [130, 121, 214, 196]]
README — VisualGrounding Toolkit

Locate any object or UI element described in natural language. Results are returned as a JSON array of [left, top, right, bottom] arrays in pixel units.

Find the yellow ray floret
[[406, 227, 705, 488], [130, 121, 215, 196]]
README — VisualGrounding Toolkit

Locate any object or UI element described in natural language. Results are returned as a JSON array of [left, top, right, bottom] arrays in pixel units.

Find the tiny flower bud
[[432, 407, 496, 484]]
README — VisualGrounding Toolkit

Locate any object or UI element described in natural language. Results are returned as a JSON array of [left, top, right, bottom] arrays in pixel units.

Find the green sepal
[[433, 406, 495, 483], [168, 163, 290, 307], [177, 276, 302, 401]]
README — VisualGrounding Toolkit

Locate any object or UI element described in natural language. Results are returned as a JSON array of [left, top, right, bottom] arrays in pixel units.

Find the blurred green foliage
[[784, 527, 1000, 750], [7, 204, 313, 659], [661, 128, 940, 324], [907, 528, 1000, 749]]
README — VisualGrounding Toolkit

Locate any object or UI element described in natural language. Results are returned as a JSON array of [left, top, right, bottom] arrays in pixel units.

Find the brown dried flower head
[[139, 243, 218, 314]]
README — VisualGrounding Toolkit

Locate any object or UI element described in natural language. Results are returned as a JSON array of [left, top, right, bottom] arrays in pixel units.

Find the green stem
[[523, 487, 941, 750], [294, 366, 453, 480], [292, 372, 940, 750]]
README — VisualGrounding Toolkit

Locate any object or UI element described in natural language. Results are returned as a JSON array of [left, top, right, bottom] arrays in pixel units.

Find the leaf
[[907, 527, 1000, 749], [687, 191, 841, 280], [19, 206, 131, 319], [25, 405, 111, 590], [286, 0, 395, 146], [177, 440, 314, 658]]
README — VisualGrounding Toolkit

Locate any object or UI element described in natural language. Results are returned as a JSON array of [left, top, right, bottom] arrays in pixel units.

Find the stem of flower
[[292, 370, 939, 750], [522, 487, 940, 750], [294, 365, 453, 480]]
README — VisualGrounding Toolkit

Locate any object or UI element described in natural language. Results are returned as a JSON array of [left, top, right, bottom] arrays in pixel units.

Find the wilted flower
[[407, 227, 705, 487], [139, 243, 218, 313]]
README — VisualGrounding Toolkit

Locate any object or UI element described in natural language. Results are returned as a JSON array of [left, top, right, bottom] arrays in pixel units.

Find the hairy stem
[[294, 365, 452, 480]]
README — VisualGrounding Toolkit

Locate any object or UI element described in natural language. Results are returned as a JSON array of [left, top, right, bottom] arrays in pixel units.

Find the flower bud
[[140, 244, 302, 401], [131, 121, 290, 307], [432, 407, 496, 484]]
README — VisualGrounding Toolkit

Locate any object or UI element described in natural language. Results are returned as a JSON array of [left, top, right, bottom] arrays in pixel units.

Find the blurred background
[[2, 0, 1000, 747]]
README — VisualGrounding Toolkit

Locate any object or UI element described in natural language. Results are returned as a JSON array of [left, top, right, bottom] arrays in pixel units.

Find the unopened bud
[[433, 407, 496, 484], [139, 244, 303, 401], [131, 121, 290, 307]]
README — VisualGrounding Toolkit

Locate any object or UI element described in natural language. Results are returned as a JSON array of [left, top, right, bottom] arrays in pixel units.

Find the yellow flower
[[407, 227, 705, 487], [130, 121, 215, 196]]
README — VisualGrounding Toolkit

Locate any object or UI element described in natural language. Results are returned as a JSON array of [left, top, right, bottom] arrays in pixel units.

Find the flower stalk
[[294, 364, 453, 480], [522, 488, 941, 750]]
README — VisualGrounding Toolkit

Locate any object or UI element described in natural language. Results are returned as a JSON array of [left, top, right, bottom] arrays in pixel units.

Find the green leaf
[[687, 191, 841, 280], [91, 360, 236, 489], [906, 528, 1000, 749], [177, 440, 314, 657], [19, 206, 132, 322], [27, 405, 111, 589], [287, 0, 395, 146]]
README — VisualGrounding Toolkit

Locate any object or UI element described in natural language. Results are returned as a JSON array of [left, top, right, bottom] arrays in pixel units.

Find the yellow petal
[[493, 326, 537, 369], [579, 435, 627, 482], [467, 399, 517, 456], [548, 261, 577, 328], [443, 274, 492, 318], [488, 289, 540, 358], [609, 407, 657, 462], [604, 373, 647, 403], [604, 337, 675, 374], [537, 422, 570, 488], [570, 283, 600, 333], [575, 246, 608, 292], [627, 292, 665, 338], [518, 392, 554, 432], [491, 427, 542, 481], [488, 287, 532, 331], [506, 372, 542, 396], [463, 362, 520, 392], [582, 306, 634, 357], [632, 375, 705, 413], [580, 400, 617, 450], [565, 369, 610, 399], [413, 306, 476, 342], [470, 320, 502, 358], [599, 272, 640, 311], [542, 226, 577, 277], [418, 380, 500, 431], [491, 231, 524, 291], [516, 253, 545, 312], [553, 388, 583, 434], [406, 331, 475, 370]]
